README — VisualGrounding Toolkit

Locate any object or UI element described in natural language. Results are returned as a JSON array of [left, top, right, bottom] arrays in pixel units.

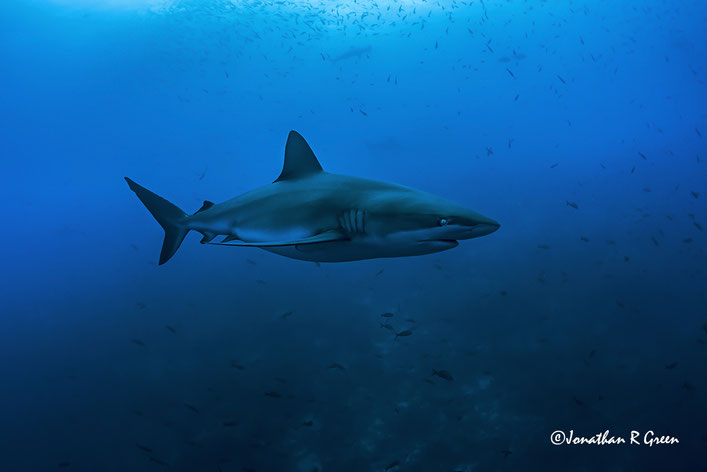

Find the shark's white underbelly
[[261, 238, 458, 262]]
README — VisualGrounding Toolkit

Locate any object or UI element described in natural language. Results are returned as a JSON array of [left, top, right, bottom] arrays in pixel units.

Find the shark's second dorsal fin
[[194, 201, 214, 214], [275, 131, 323, 182]]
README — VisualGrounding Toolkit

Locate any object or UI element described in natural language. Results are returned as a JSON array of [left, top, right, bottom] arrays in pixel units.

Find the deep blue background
[[1, 0, 706, 470]]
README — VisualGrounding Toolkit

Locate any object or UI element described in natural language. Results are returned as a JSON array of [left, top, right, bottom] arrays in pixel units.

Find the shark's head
[[366, 187, 500, 248]]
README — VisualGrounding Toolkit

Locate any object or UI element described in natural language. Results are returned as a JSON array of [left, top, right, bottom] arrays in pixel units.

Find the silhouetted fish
[[136, 443, 152, 453], [184, 403, 200, 413], [432, 369, 454, 381], [395, 329, 413, 339]]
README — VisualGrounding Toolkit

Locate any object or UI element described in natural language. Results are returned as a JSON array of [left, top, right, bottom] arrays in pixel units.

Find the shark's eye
[[438, 217, 449, 226]]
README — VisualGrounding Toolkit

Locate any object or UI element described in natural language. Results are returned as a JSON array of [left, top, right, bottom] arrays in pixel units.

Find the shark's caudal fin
[[274, 131, 324, 182], [124, 177, 189, 265]]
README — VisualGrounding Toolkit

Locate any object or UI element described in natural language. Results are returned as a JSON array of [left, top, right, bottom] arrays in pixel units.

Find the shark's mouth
[[418, 239, 459, 246]]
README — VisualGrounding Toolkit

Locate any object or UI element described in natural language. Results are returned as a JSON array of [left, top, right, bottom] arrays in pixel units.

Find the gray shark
[[125, 131, 499, 264], [331, 45, 372, 62]]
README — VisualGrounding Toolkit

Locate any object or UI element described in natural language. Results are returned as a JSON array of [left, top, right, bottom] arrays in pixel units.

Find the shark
[[331, 45, 372, 62], [125, 131, 499, 264]]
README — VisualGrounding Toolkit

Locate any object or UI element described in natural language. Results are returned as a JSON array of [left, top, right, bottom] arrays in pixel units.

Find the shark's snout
[[455, 214, 500, 239], [469, 220, 500, 238]]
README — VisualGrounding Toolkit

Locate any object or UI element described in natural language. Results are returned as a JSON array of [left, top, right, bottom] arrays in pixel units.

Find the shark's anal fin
[[274, 131, 323, 182], [208, 230, 347, 247], [200, 233, 216, 244]]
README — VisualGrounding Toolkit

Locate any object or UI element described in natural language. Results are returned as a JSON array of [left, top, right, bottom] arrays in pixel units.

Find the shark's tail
[[125, 177, 189, 265]]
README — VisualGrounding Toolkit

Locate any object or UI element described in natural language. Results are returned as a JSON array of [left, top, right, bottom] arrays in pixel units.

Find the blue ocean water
[[1, 0, 706, 470]]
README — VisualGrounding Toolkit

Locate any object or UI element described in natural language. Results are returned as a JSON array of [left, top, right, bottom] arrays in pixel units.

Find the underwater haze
[[1, 0, 706, 470]]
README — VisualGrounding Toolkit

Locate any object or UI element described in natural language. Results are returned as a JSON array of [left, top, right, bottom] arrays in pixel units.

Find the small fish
[[500, 450, 512, 457], [385, 460, 400, 471], [136, 443, 152, 453], [566, 201, 579, 209], [580, 236, 590, 242], [246, 258, 257, 265], [184, 403, 200, 413], [557, 75, 566, 84], [665, 362, 678, 369], [486, 146, 494, 156], [638, 152, 647, 160], [230, 361, 245, 370], [256, 279, 267, 285], [264, 391, 282, 398], [537, 244, 550, 249], [432, 369, 454, 381], [550, 163, 558, 168], [380, 312, 394, 318], [360, 109, 368, 116], [136, 302, 146, 309], [148, 457, 169, 466], [682, 381, 695, 391], [131, 339, 146, 347], [165, 325, 176, 334], [327, 362, 346, 370], [280, 311, 294, 320], [696, 127, 702, 137], [223, 421, 237, 427], [301, 420, 313, 427], [691, 191, 699, 199], [506, 68, 514, 78], [58, 463, 71, 468], [616, 300, 625, 308], [683, 238, 693, 244], [394, 329, 413, 339], [380, 323, 394, 331], [376, 269, 385, 276]]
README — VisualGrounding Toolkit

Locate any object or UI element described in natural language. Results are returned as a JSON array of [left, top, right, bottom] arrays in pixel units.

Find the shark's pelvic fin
[[208, 230, 347, 247], [125, 177, 189, 265], [274, 131, 323, 182]]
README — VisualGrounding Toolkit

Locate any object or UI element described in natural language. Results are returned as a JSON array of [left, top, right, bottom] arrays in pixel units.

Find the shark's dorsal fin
[[275, 131, 323, 182], [194, 201, 214, 214]]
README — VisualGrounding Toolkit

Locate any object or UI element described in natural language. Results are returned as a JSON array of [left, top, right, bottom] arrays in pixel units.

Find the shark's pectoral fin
[[294, 240, 350, 253], [207, 230, 348, 247]]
